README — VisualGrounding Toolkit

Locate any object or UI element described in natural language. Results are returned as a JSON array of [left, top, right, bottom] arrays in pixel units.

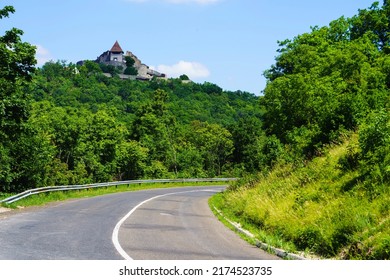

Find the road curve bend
[[0, 186, 279, 260], [115, 188, 279, 260]]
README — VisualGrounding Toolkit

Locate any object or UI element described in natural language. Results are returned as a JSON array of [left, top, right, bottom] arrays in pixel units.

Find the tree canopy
[[0, 5, 37, 192], [262, 2, 390, 160]]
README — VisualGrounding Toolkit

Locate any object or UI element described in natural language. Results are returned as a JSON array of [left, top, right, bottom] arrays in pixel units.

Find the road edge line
[[112, 189, 220, 260], [211, 206, 310, 260]]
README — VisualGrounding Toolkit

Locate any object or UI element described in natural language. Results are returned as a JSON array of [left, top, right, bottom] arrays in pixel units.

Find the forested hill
[[32, 61, 261, 128], [1, 59, 265, 193]]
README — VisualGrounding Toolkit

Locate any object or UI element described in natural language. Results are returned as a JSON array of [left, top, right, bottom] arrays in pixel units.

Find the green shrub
[[124, 66, 138, 75], [358, 109, 390, 189]]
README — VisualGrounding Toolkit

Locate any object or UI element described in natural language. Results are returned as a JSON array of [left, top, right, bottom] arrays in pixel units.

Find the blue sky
[[1, 0, 378, 94]]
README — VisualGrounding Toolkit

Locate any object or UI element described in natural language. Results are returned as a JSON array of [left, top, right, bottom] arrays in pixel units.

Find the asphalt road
[[0, 186, 279, 260]]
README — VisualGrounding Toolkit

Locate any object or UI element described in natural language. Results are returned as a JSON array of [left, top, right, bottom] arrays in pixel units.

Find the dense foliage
[[0, 6, 37, 193], [260, 1, 390, 190], [2, 1, 390, 259], [263, 2, 389, 159], [0, 15, 263, 193], [215, 1, 390, 259]]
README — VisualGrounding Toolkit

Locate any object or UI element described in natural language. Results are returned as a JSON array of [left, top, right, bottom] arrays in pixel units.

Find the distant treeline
[[1, 45, 267, 192]]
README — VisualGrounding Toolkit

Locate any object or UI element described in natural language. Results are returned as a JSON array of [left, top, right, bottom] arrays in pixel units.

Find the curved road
[[0, 186, 279, 260]]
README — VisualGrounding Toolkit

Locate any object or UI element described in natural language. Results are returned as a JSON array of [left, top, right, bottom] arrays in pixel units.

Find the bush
[[295, 226, 326, 252], [258, 134, 286, 167], [124, 66, 138, 75], [180, 74, 190, 81], [358, 109, 390, 186]]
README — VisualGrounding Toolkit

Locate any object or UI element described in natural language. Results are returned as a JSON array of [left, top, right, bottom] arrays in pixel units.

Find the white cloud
[[125, 0, 220, 4], [152, 61, 210, 79], [35, 44, 53, 66]]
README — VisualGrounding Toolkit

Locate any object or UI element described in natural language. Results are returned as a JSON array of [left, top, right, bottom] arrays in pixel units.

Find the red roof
[[110, 41, 123, 53]]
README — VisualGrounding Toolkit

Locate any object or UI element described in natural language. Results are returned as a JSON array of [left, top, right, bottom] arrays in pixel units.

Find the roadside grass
[[1, 182, 225, 209], [209, 195, 300, 258], [210, 134, 390, 260], [0, 193, 12, 201]]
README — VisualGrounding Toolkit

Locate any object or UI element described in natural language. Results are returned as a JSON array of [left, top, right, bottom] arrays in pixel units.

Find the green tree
[[187, 121, 234, 176], [262, 9, 388, 158], [350, 2, 390, 51], [124, 56, 138, 75], [0, 5, 37, 192], [230, 115, 264, 172], [116, 140, 148, 180], [0, 6, 36, 138], [81, 60, 103, 75], [131, 89, 177, 177], [358, 109, 390, 189], [179, 74, 190, 81]]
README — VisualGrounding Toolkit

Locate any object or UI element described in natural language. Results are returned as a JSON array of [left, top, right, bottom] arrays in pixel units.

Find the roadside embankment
[[210, 135, 390, 260]]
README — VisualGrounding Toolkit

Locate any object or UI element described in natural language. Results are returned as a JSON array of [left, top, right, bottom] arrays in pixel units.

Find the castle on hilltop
[[97, 40, 125, 65], [79, 41, 166, 81]]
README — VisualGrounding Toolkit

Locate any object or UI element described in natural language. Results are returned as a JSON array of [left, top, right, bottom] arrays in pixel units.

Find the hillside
[[211, 134, 390, 259], [212, 2, 390, 260]]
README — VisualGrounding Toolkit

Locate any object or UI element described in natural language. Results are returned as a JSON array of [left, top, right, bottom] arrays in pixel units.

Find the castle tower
[[110, 40, 124, 63]]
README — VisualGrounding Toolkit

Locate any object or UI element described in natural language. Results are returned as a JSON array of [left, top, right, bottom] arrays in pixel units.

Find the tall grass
[[210, 135, 390, 259]]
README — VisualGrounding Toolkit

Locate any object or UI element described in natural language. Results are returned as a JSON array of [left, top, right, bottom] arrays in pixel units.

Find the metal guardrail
[[0, 178, 237, 204]]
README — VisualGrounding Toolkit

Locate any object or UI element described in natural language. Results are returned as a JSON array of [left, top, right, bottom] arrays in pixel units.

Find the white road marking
[[160, 212, 173, 216], [111, 188, 221, 260]]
